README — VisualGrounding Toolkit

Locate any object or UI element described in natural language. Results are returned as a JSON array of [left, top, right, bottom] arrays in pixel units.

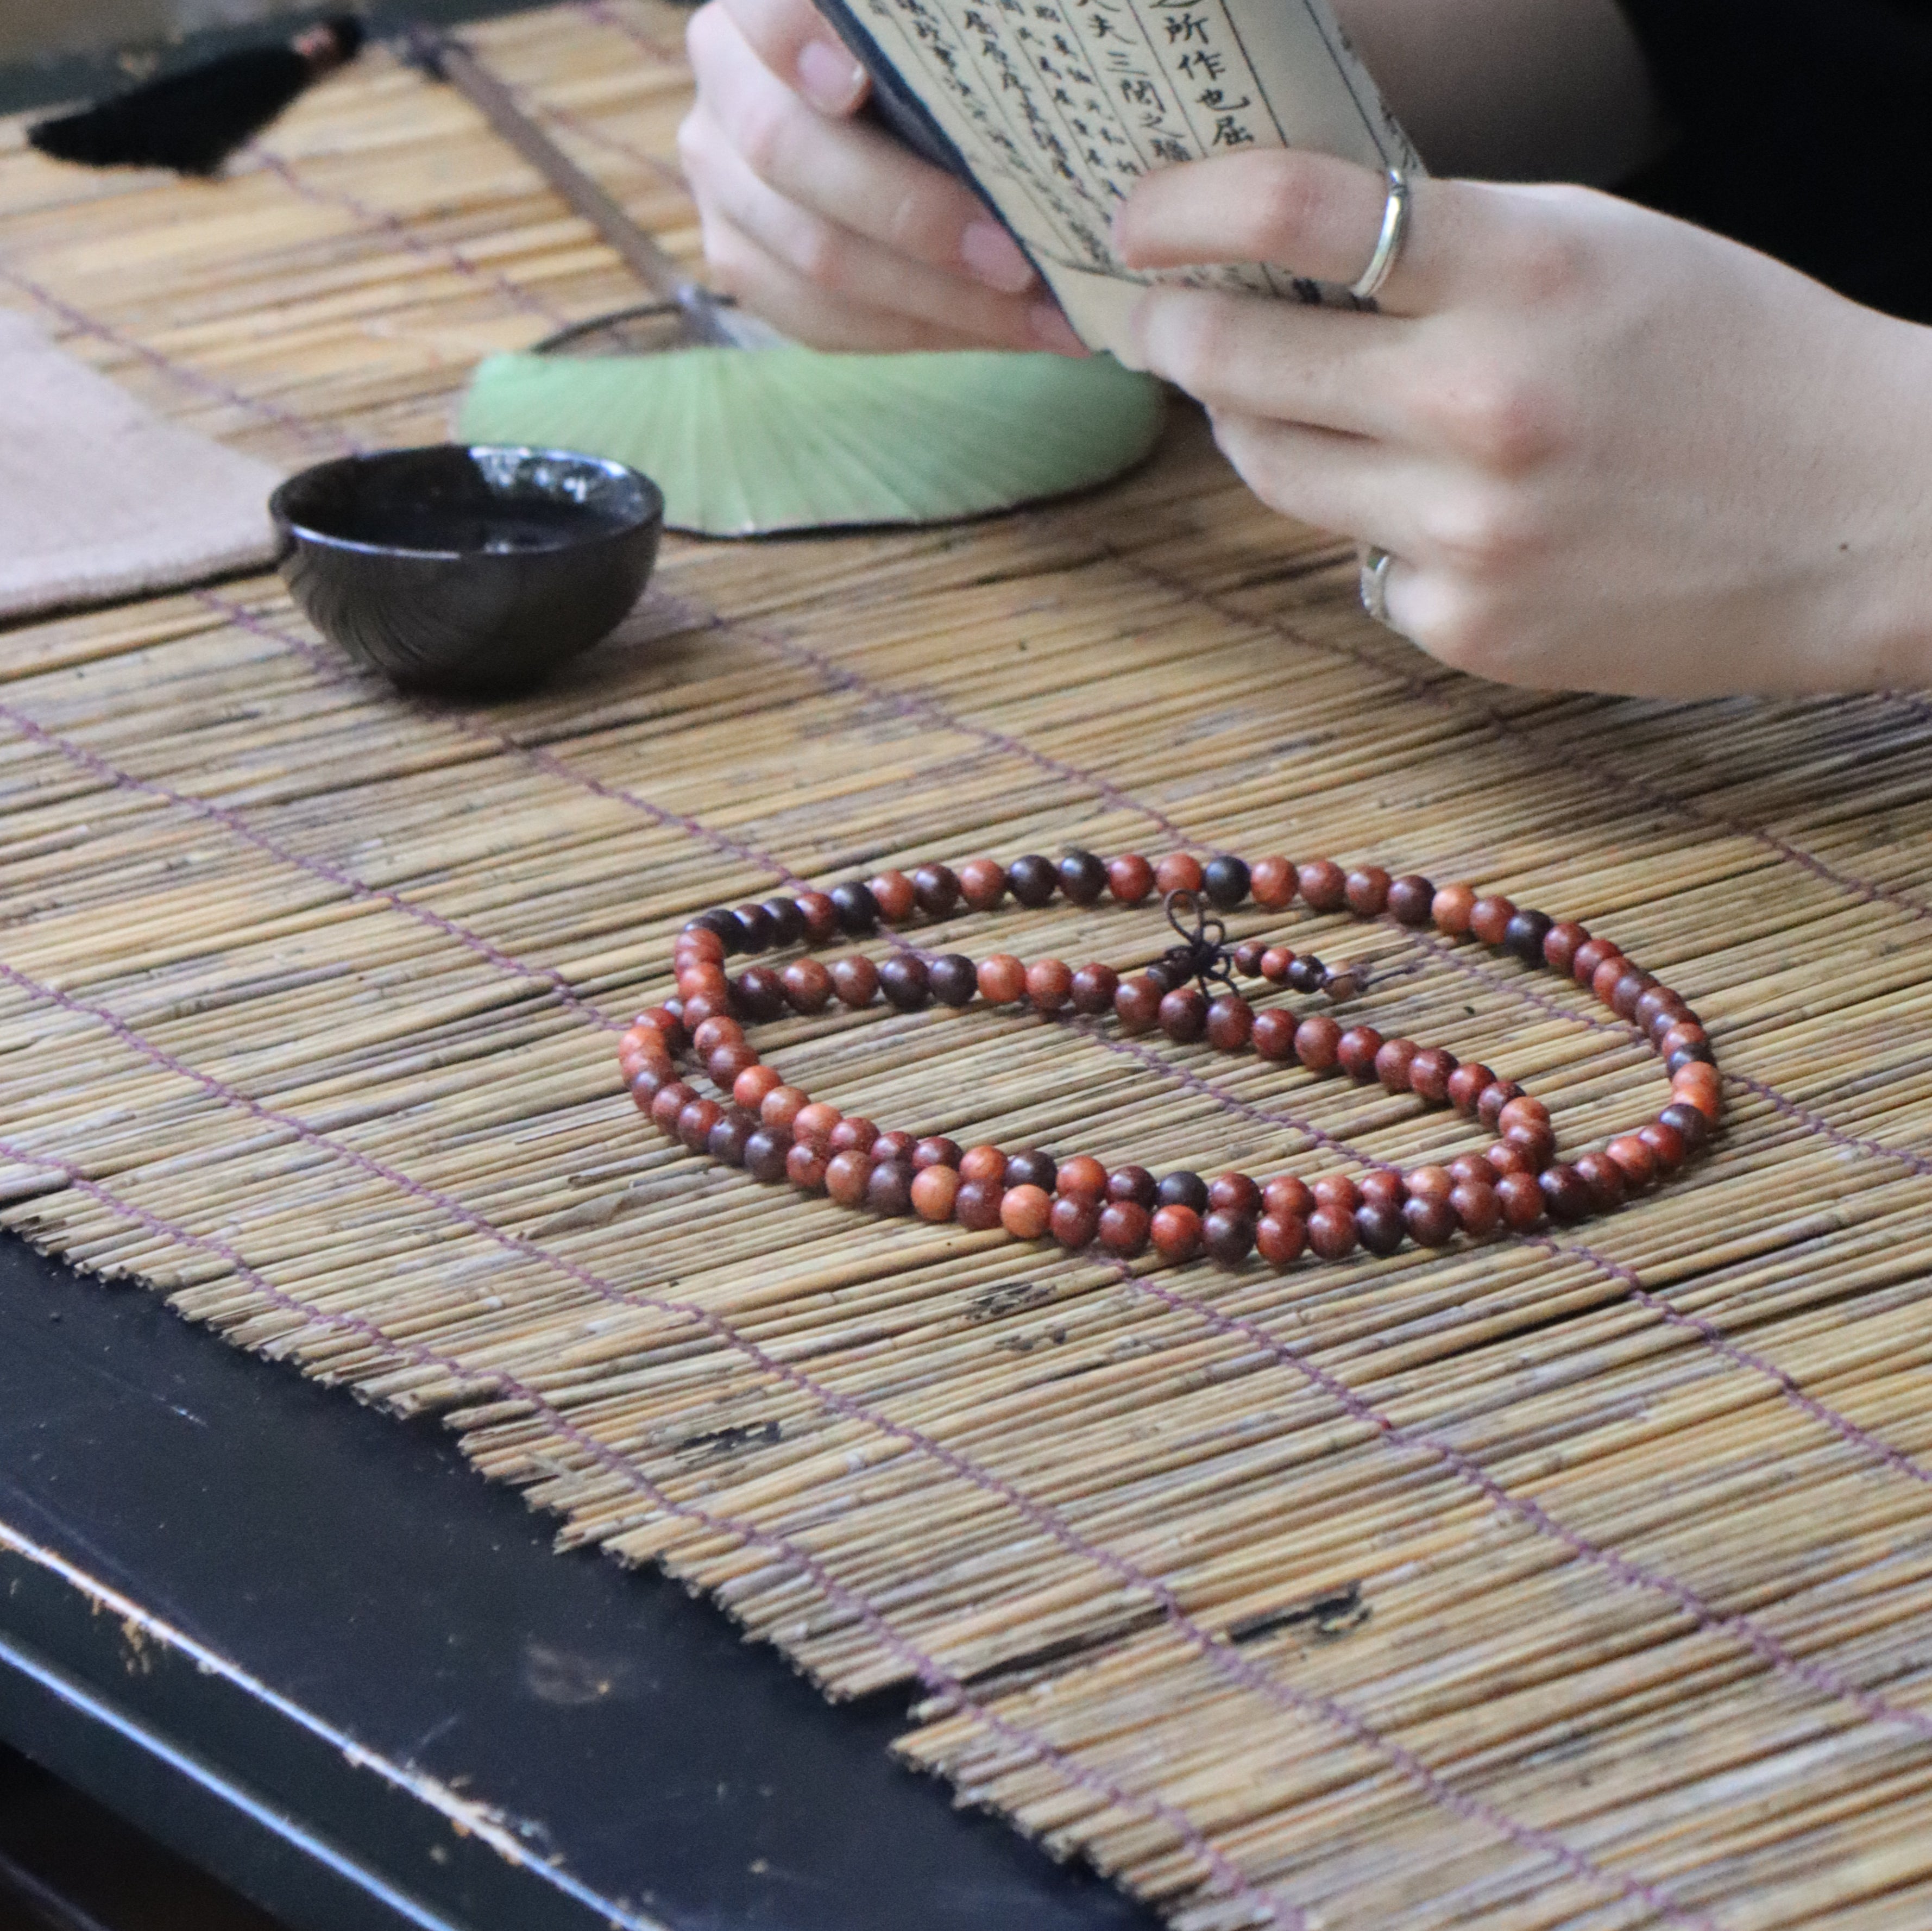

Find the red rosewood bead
[[785, 1142, 829, 1192], [1498, 1096, 1551, 1138], [1098, 1200, 1151, 1256], [1256, 1214, 1306, 1267], [1294, 1016, 1342, 1071], [1209, 1173, 1263, 1217], [1539, 1164, 1593, 1223], [708, 1042, 762, 1086], [1307, 1206, 1358, 1261], [978, 954, 1027, 1004], [1206, 995, 1254, 1052], [872, 1131, 917, 1166], [1407, 1048, 1457, 1103], [1638, 1119, 1688, 1171], [1263, 1175, 1314, 1221], [1486, 1140, 1535, 1178], [1149, 1204, 1203, 1262], [630, 1065, 670, 1106], [1496, 1171, 1546, 1230], [1431, 883, 1477, 935], [1344, 866, 1391, 916], [1609, 969, 1654, 1020], [1606, 1134, 1659, 1190], [1543, 921, 1589, 973], [651, 1081, 698, 1130], [1155, 853, 1205, 895], [1107, 854, 1156, 904], [912, 1136, 962, 1171], [1406, 1165, 1453, 1201], [830, 956, 879, 1007], [1259, 946, 1295, 984], [690, 1015, 744, 1056], [1313, 1175, 1361, 1213], [953, 1180, 1005, 1231], [1000, 1185, 1053, 1241], [1056, 1155, 1109, 1199], [791, 1102, 842, 1151], [1478, 1080, 1525, 1130], [1359, 1170, 1404, 1213], [1160, 987, 1208, 1043], [795, 891, 840, 943], [1574, 1151, 1627, 1212], [868, 870, 916, 923], [1569, 938, 1619, 986], [1069, 964, 1119, 1015], [733, 968, 788, 1022], [1253, 1009, 1297, 1061], [1232, 940, 1269, 978], [1050, 1194, 1102, 1250], [1298, 860, 1347, 911], [829, 1117, 880, 1156], [958, 858, 1008, 910], [1249, 856, 1297, 909], [677, 1097, 725, 1151], [1448, 1153, 1494, 1188], [1108, 1166, 1158, 1207], [676, 927, 726, 964], [1336, 1026, 1383, 1080], [865, 1162, 914, 1217], [825, 1148, 872, 1206], [960, 1145, 1008, 1186], [911, 1166, 961, 1223], [1590, 955, 1630, 1004], [781, 958, 833, 1013], [1469, 895, 1515, 946], [1451, 1180, 1502, 1237], [1113, 974, 1162, 1034], [759, 1085, 809, 1134], [1386, 875, 1434, 926], [1374, 1037, 1419, 1092], [1404, 1194, 1458, 1247], [1027, 959, 1074, 1013]]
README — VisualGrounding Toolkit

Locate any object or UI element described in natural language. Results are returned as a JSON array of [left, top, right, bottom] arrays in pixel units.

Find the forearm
[[1331, 0, 1669, 184]]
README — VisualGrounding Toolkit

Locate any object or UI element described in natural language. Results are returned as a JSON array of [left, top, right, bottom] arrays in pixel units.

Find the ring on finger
[[1359, 546, 1400, 630], [1348, 168, 1412, 307]]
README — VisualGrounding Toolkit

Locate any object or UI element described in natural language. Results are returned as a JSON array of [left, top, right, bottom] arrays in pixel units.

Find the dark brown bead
[[1286, 956, 1326, 994], [1050, 1193, 1102, 1250], [1206, 995, 1254, 1052], [1477, 1079, 1525, 1130], [781, 958, 833, 1014], [960, 1145, 1008, 1186], [1542, 921, 1589, 974], [1374, 1037, 1419, 1093], [678, 990, 728, 1031], [735, 967, 789, 1022], [650, 1081, 699, 1131], [1000, 1184, 1053, 1240], [708, 1041, 762, 1087], [1159, 986, 1208, 1043], [1231, 939, 1270, 978], [731, 903, 775, 952], [687, 908, 745, 954], [1448, 1153, 1494, 1190], [958, 858, 1008, 911], [1113, 975, 1162, 1034], [1107, 1166, 1158, 1208], [1203, 1210, 1256, 1266], [829, 1117, 880, 1156], [866, 1162, 914, 1216], [795, 892, 840, 944], [1359, 1169, 1405, 1213], [785, 1142, 830, 1192], [1337, 1026, 1384, 1081], [1496, 1171, 1546, 1230], [1006, 854, 1059, 907], [1431, 883, 1476, 935], [1609, 969, 1654, 1020], [953, 1179, 1005, 1231], [878, 955, 931, 1011], [928, 955, 979, 1008], [1208, 1174, 1262, 1217], [1469, 895, 1515, 946], [1107, 854, 1156, 905], [1253, 1009, 1297, 1061], [1503, 909, 1553, 964], [1149, 1205, 1204, 1262], [1157, 1171, 1210, 1214], [1201, 856, 1250, 909], [1406, 1047, 1456, 1104], [1057, 850, 1109, 905], [1307, 1205, 1358, 1261], [1450, 1180, 1502, 1237], [872, 1130, 918, 1165], [911, 864, 961, 917], [629, 1064, 671, 1105], [1070, 964, 1119, 1015], [1263, 1175, 1314, 1221], [1294, 1016, 1342, 1071], [830, 956, 879, 1008], [1504, 1122, 1557, 1169], [1005, 1149, 1059, 1192], [677, 1097, 725, 1152], [691, 1015, 745, 1059], [1667, 1046, 1715, 1077], [913, 1136, 962, 1171], [1256, 1214, 1307, 1267], [1298, 860, 1347, 912], [1446, 1062, 1493, 1115], [1344, 866, 1391, 917], [1574, 1151, 1627, 1212], [977, 954, 1027, 1004], [1539, 1164, 1594, 1223], [1249, 856, 1296, 909], [1486, 1140, 1536, 1178], [1098, 1200, 1151, 1256], [1027, 959, 1074, 1013], [830, 882, 880, 935], [1570, 937, 1619, 986], [1658, 1102, 1710, 1150], [1404, 1194, 1458, 1247], [1155, 854, 1205, 895], [743, 1127, 791, 1182], [867, 871, 916, 924], [707, 1109, 759, 1166], [1638, 1119, 1688, 1172], [1386, 875, 1435, 926], [1635, 986, 1686, 1034]]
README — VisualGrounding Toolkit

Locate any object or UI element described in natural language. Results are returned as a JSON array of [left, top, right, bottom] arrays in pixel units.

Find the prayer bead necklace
[[619, 851, 1720, 1268]]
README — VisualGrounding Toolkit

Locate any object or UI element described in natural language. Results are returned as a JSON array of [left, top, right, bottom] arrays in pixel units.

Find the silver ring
[[1360, 546, 1397, 627], [1348, 168, 1412, 305]]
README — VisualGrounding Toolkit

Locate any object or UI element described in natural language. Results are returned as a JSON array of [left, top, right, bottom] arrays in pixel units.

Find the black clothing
[[1618, 0, 1932, 321]]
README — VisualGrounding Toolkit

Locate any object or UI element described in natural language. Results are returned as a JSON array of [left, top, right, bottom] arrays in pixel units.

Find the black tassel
[[28, 16, 366, 178]]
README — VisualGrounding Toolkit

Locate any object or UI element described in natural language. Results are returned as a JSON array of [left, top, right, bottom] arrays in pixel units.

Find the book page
[[834, 0, 1421, 359]]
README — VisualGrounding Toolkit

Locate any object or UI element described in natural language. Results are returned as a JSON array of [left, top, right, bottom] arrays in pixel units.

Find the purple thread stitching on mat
[[0, 963, 1733, 1926], [4, 951, 1928, 1767], [0, 703, 618, 1031], [1100, 548, 1932, 927], [194, 587, 1932, 1487], [538, 95, 687, 188], [0, 1140, 1282, 1931], [0, 257, 363, 456], [195, 590, 808, 890], [250, 148, 574, 329]]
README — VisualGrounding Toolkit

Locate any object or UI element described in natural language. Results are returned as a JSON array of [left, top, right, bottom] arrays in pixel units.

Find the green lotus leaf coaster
[[458, 345, 1166, 538]]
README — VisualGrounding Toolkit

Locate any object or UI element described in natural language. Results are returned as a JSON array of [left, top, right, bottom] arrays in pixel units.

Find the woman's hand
[[678, 0, 1081, 353], [1119, 152, 1932, 695]]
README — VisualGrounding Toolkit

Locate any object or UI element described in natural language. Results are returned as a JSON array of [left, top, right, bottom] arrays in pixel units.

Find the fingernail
[[797, 39, 868, 112], [1028, 301, 1088, 357], [960, 220, 1036, 293]]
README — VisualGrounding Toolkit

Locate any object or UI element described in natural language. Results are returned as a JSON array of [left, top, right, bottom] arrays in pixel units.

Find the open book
[[813, 0, 1421, 359]]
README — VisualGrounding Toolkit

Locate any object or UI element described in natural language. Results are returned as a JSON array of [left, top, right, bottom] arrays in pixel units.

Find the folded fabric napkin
[[0, 307, 282, 622]]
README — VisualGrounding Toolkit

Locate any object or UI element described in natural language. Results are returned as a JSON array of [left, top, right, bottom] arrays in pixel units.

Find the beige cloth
[[0, 308, 283, 621]]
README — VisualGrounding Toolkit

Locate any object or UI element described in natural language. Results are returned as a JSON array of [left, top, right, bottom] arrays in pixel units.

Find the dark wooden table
[[0, 1233, 1152, 1931]]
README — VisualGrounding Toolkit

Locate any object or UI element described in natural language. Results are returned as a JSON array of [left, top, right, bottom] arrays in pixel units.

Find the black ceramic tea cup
[[271, 444, 663, 696]]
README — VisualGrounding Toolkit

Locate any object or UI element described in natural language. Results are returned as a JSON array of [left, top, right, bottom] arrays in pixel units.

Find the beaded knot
[[1161, 888, 1236, 997]]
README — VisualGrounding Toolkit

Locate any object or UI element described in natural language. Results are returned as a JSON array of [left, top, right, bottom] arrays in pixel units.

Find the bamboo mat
[[4, 9, 1932, 1926]]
